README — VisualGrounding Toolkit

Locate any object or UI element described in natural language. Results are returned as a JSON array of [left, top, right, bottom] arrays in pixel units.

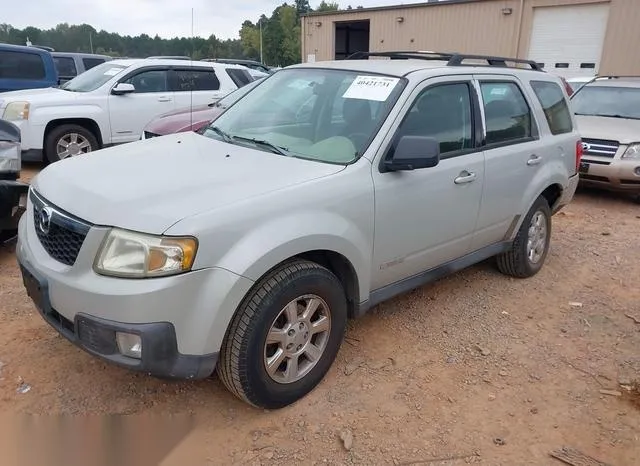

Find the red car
[[142, 79, 261, 139]]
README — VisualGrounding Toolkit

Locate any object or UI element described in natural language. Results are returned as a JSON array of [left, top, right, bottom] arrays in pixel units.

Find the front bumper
[[18, 256, 217, 379], [0, 179, 29, 233], [15, 198, 256, 379], [579, 158, 640, 192]]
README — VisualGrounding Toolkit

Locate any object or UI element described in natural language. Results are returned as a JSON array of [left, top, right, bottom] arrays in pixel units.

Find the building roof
[[302, 0, 481, 17]]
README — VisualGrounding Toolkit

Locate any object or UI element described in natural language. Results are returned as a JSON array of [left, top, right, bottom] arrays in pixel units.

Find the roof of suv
[[107, 58, 251, 70], [287, 51, 554, 80], [584, 77, 640, 88]]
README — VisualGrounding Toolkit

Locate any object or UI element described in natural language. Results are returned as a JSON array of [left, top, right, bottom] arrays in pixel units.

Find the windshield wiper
[[208, 125, 234, 143], [596, 114, 639, 120], [232, 135, 291, 156]]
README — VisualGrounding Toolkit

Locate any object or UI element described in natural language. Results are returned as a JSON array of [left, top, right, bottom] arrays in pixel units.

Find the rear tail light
[[561, 77, 573, 96], [576, 140, 584, 173]]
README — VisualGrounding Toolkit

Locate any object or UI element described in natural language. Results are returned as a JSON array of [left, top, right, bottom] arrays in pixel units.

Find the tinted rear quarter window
[[173, 69, 220, 91], [83, 57, 106, 70], [0, 50, 46, 80], [530, 80, 573, 135], [54, 57, 77, 77]]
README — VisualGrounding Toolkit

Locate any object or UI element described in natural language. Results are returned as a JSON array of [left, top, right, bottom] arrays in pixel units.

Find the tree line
[[0, 1, 360, 67]]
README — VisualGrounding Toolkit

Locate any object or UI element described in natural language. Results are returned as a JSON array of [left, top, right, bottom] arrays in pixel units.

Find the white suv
[[0, 59, 253, 163], [17, 52, 580, 409]]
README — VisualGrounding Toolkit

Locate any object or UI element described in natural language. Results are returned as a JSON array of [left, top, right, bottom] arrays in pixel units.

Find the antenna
[[190, 7, 194, 132]]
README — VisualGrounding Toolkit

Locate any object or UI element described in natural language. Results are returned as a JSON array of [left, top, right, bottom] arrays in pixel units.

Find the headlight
[[94, 228, 198, 278], [0, 140, 20, 172], [2, 102, 30, 121], [622, 143, 640, 159]]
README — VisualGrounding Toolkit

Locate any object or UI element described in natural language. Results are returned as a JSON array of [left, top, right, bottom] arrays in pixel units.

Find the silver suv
[[16, 52, 580, 409]]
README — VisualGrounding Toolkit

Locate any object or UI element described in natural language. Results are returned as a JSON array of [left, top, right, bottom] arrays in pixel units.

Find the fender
[[31, 104, 110, 145], [509, 157, 571, 240], [212, 210, 373, 303]]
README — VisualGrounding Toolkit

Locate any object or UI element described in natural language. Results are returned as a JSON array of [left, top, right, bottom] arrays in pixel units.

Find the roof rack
[[346, 51, 544, 71]]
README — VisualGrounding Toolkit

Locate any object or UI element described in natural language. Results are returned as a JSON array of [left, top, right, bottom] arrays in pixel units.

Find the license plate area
[[20, 265, 45, 312], [579, 161, 590, 174]]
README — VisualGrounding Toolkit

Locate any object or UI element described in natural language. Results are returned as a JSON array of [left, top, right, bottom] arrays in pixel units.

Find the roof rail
[[346, 51, 544, 71]]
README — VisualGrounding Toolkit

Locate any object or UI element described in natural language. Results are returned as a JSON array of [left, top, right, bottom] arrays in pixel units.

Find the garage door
[[528, 3, 610, 79]]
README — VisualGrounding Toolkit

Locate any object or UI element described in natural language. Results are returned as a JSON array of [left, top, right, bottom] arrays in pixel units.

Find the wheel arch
[[44, 118, 104, 148]]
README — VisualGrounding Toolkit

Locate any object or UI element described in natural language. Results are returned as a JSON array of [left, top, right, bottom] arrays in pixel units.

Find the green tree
[[316, 1, 340, 12]]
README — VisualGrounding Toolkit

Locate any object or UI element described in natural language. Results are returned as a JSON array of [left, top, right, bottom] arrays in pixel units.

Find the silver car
[[16, 52, 580, 409]]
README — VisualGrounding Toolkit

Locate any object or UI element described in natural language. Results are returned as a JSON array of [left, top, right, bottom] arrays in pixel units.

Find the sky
[[3, 0, 427, 40]]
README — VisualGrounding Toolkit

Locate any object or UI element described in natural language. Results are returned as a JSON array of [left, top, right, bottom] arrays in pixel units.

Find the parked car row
[[0, 57, 259, 163]]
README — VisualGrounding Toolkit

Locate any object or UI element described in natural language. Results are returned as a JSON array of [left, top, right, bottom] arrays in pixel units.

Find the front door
[[371, 76, 485, 291], [108, 67, 175, 144]]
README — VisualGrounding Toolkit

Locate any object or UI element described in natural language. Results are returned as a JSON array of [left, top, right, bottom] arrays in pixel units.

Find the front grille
[[30, 190, 92, 266], [581, 174, 609, 183], [582, 138, 619, 158]]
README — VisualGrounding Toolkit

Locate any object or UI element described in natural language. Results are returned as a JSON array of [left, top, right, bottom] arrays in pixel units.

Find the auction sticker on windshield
[[343, 76, 400, 101]]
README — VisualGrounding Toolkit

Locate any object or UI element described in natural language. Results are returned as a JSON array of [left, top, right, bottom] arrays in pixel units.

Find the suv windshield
[[61, 62, 128, 92], [571, 85, 640, 120], [201, 68, 404, 164]]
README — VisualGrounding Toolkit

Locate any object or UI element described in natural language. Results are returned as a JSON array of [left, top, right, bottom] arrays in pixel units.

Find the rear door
[[170, 67, 228, 110], [108, 67, 175, 143], [470, 76, 545, 250]]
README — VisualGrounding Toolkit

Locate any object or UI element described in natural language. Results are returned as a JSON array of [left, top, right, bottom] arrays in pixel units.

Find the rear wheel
[[44, 124, 99, 164], [218, 260, 347, 409], [497, 195, 552, 278]]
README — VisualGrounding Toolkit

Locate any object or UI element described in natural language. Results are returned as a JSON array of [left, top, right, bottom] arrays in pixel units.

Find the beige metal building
[[301, 0, 640, 77]]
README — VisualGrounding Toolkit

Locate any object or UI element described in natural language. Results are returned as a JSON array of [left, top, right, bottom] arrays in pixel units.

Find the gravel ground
[[1, 165, 639, 465]]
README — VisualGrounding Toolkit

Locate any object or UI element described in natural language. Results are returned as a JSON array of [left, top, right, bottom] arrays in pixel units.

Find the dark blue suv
[[0, 43, 58, 93]]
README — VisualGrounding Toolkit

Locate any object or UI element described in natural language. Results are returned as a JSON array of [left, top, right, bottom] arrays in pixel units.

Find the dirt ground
[[1, 164, 639, 465]]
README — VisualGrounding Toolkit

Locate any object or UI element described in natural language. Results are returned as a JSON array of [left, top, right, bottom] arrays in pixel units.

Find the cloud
[[2, 1, 426, 40]]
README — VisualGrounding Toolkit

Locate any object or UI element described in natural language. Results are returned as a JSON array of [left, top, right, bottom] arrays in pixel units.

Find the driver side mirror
[[111, 83, 136, 95], [383, 135, 440, 172]]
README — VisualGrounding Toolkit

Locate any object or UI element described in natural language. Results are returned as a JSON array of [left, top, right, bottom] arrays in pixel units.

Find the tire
[[218, 260, 347, 409], [496, 195, 552, 278], [44, 124, 99, 164]]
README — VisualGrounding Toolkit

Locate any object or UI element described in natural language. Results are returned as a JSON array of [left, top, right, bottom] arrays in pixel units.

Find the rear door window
[[0, 50, 46, 80], [54, 57, 77, 78], [480, 81, 533, 145], [226, 68, 252, 88], [530, 80, 573, 135], [171, 69, 221, 91]]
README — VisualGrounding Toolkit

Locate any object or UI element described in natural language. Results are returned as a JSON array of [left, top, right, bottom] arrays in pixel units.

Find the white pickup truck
[[0, 58, 254, 163]]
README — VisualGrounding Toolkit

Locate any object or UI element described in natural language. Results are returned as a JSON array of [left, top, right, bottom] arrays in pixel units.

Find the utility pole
[[259, 18, 263, 64], [89, 32, 94, 53]]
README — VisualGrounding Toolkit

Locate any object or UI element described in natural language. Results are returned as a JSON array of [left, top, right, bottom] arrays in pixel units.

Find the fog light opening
[[116, 332, 142, 359], [634, 166, 640, 176]]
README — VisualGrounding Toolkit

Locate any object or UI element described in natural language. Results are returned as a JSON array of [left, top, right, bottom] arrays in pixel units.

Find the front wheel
[[44, 124, 99, 164], [496, 195, 552, 278], [218, 260, 347, 409]]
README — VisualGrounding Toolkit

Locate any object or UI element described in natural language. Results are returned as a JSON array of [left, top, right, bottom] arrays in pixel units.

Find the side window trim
[[474, 76, 540, 150], [380, 78, 482, 169]]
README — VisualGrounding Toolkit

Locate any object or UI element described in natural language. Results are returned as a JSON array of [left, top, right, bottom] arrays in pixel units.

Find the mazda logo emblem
[[38, 207, 53, 235]]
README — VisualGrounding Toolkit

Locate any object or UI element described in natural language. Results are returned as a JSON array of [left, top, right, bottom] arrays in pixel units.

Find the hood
[[145, 105, 222, 135], [32, 132, 345, 234], [575, 115, 640, 144], [0, 87, 74, 107]]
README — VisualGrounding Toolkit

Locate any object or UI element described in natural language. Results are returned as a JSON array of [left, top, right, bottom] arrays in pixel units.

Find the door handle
[[157, 96, 172, 102], [454, 171, 476, 185], [527, 154, 542, 166]]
